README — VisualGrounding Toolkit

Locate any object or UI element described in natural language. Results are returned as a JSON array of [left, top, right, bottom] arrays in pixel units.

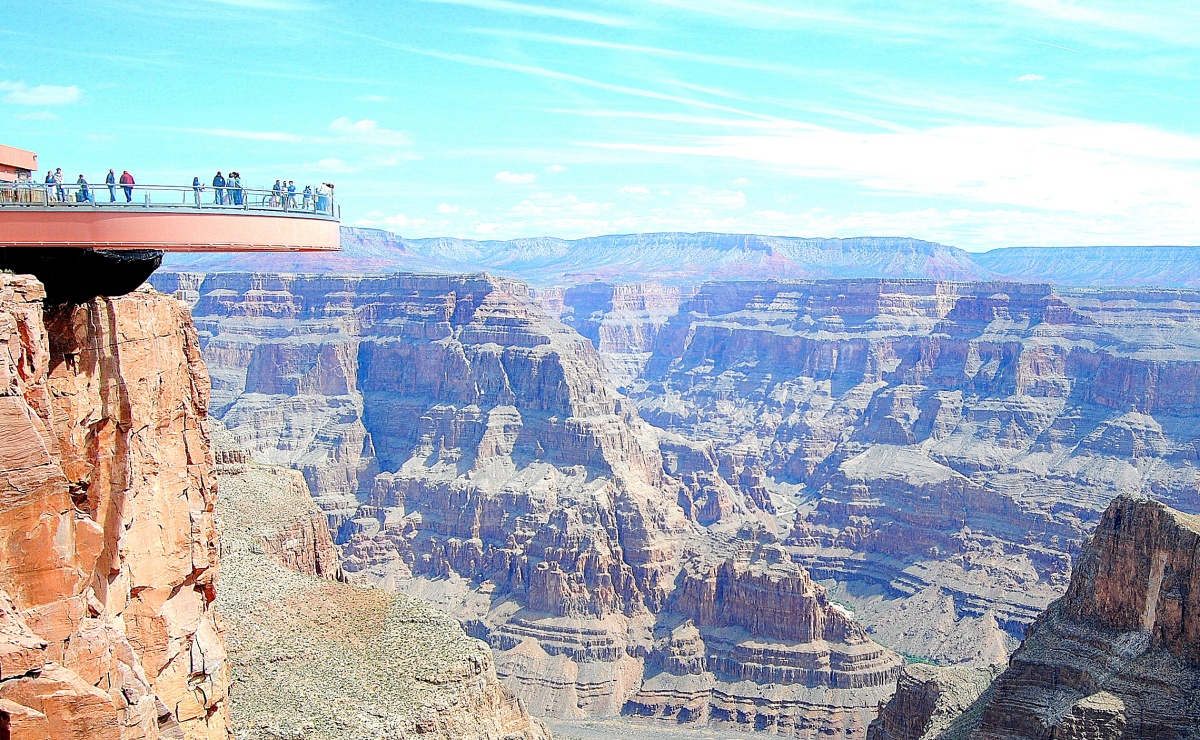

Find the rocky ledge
[[213, 425, 552, 740]]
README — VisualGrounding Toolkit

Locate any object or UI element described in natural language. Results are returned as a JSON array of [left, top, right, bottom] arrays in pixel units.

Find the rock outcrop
[[212, 427, 551, 740], [0, 276, 229, 739], [157, 271, 901, 736], [866, 663, 1001, 740], [968, 496, 1200, 739]]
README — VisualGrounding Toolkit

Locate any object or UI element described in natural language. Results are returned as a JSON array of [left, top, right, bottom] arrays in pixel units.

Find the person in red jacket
[[119, 170, 134, 202]]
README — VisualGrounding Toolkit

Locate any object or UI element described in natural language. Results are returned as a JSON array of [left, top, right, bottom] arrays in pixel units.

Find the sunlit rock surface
[[0, 276, 229, 739]]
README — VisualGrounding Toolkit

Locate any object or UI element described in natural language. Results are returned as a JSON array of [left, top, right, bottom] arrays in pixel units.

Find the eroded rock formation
[[866, 663, 1001, 740], [0, 276, 229, 739], [158, 272, 901, 736], [629, 279, 1200, 659], [968, 495, 1200, 739]]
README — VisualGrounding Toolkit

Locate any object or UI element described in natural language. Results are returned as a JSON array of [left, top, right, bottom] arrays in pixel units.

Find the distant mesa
[[163, 227, 1200, 290]]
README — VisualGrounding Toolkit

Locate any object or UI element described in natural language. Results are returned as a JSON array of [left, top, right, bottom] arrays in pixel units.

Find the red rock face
[[0, 276, 229, 739], [970, 496, 1200, 739]]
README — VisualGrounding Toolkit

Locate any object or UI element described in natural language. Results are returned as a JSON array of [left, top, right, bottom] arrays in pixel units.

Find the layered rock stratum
[[211, 424, 551, 740], [870, 495, 1200, 739], [0, 276, 229, 739], [967, 495, 1200, 739], [152, 271, 904, 737]]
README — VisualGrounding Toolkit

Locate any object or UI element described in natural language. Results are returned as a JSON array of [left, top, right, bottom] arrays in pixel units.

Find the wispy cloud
[[416, 0, 634, 27], [0, 81, 81, 106], [384, 43, 787, 122], [13, 111, 58, 121], [467, 29, 802, 73], [183, 127, 307, 142], [1003, 0, 1200, 43], [496, 171, 537, 184], [204, 0, 318, 9], [1016, 73, 1046, 82], [329, 117, 411, 147]]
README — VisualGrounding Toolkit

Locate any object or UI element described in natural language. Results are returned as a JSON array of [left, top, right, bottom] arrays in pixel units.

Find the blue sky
[[3, 1, 1199, 249]]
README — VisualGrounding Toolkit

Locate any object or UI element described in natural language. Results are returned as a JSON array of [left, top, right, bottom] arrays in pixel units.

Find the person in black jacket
[[213, 171, 226, 205]]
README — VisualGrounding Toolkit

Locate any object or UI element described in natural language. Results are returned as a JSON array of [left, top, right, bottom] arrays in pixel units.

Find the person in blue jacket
[[213, 171, 226, 205], [106, 169, 116, 202]]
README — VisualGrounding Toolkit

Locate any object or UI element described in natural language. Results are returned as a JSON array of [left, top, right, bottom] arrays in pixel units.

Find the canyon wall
[[628, 279, 1200, 661], [156, 271, 903, 737], [0, 276, 229, 739]]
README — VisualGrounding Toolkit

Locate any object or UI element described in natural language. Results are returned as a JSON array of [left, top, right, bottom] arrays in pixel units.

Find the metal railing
[[0, 179, 340, 220]]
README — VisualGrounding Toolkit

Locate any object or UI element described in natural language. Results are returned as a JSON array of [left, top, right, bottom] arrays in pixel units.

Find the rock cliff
[[967, 495, 1200, 739], [212, 426, 551, 740], [158, 271, 901, 736], [0, 276, 230, 739]]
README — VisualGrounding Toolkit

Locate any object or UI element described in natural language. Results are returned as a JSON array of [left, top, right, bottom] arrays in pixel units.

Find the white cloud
[[14, 111, 57, 121], [206, 0, 317, 9], [545, 164, 567, 173], [585, 121, 1200, 216], [437, 203, 461, 214], [733, 177, 751, 185], [495, 171, 537, 184], [358, 94, 389, 102], [698, 189, 747, 209], [328, 117, 411, 147], [620, 185, 651, 195], [187, 127, 306, 142], [383, 213, 430, 228], [315, 157, 358, 173], [1016, 73, 1046, 82], [0, 81, 81, 106]]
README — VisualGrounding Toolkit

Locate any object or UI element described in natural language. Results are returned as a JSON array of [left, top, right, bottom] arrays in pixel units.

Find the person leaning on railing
[[119, 170, 134, 202], [106, 169, 117, 202]]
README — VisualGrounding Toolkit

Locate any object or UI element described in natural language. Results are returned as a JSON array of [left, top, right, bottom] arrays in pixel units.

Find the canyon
[[150, 269, 1200, 735], [0, 272, 552, 739]]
